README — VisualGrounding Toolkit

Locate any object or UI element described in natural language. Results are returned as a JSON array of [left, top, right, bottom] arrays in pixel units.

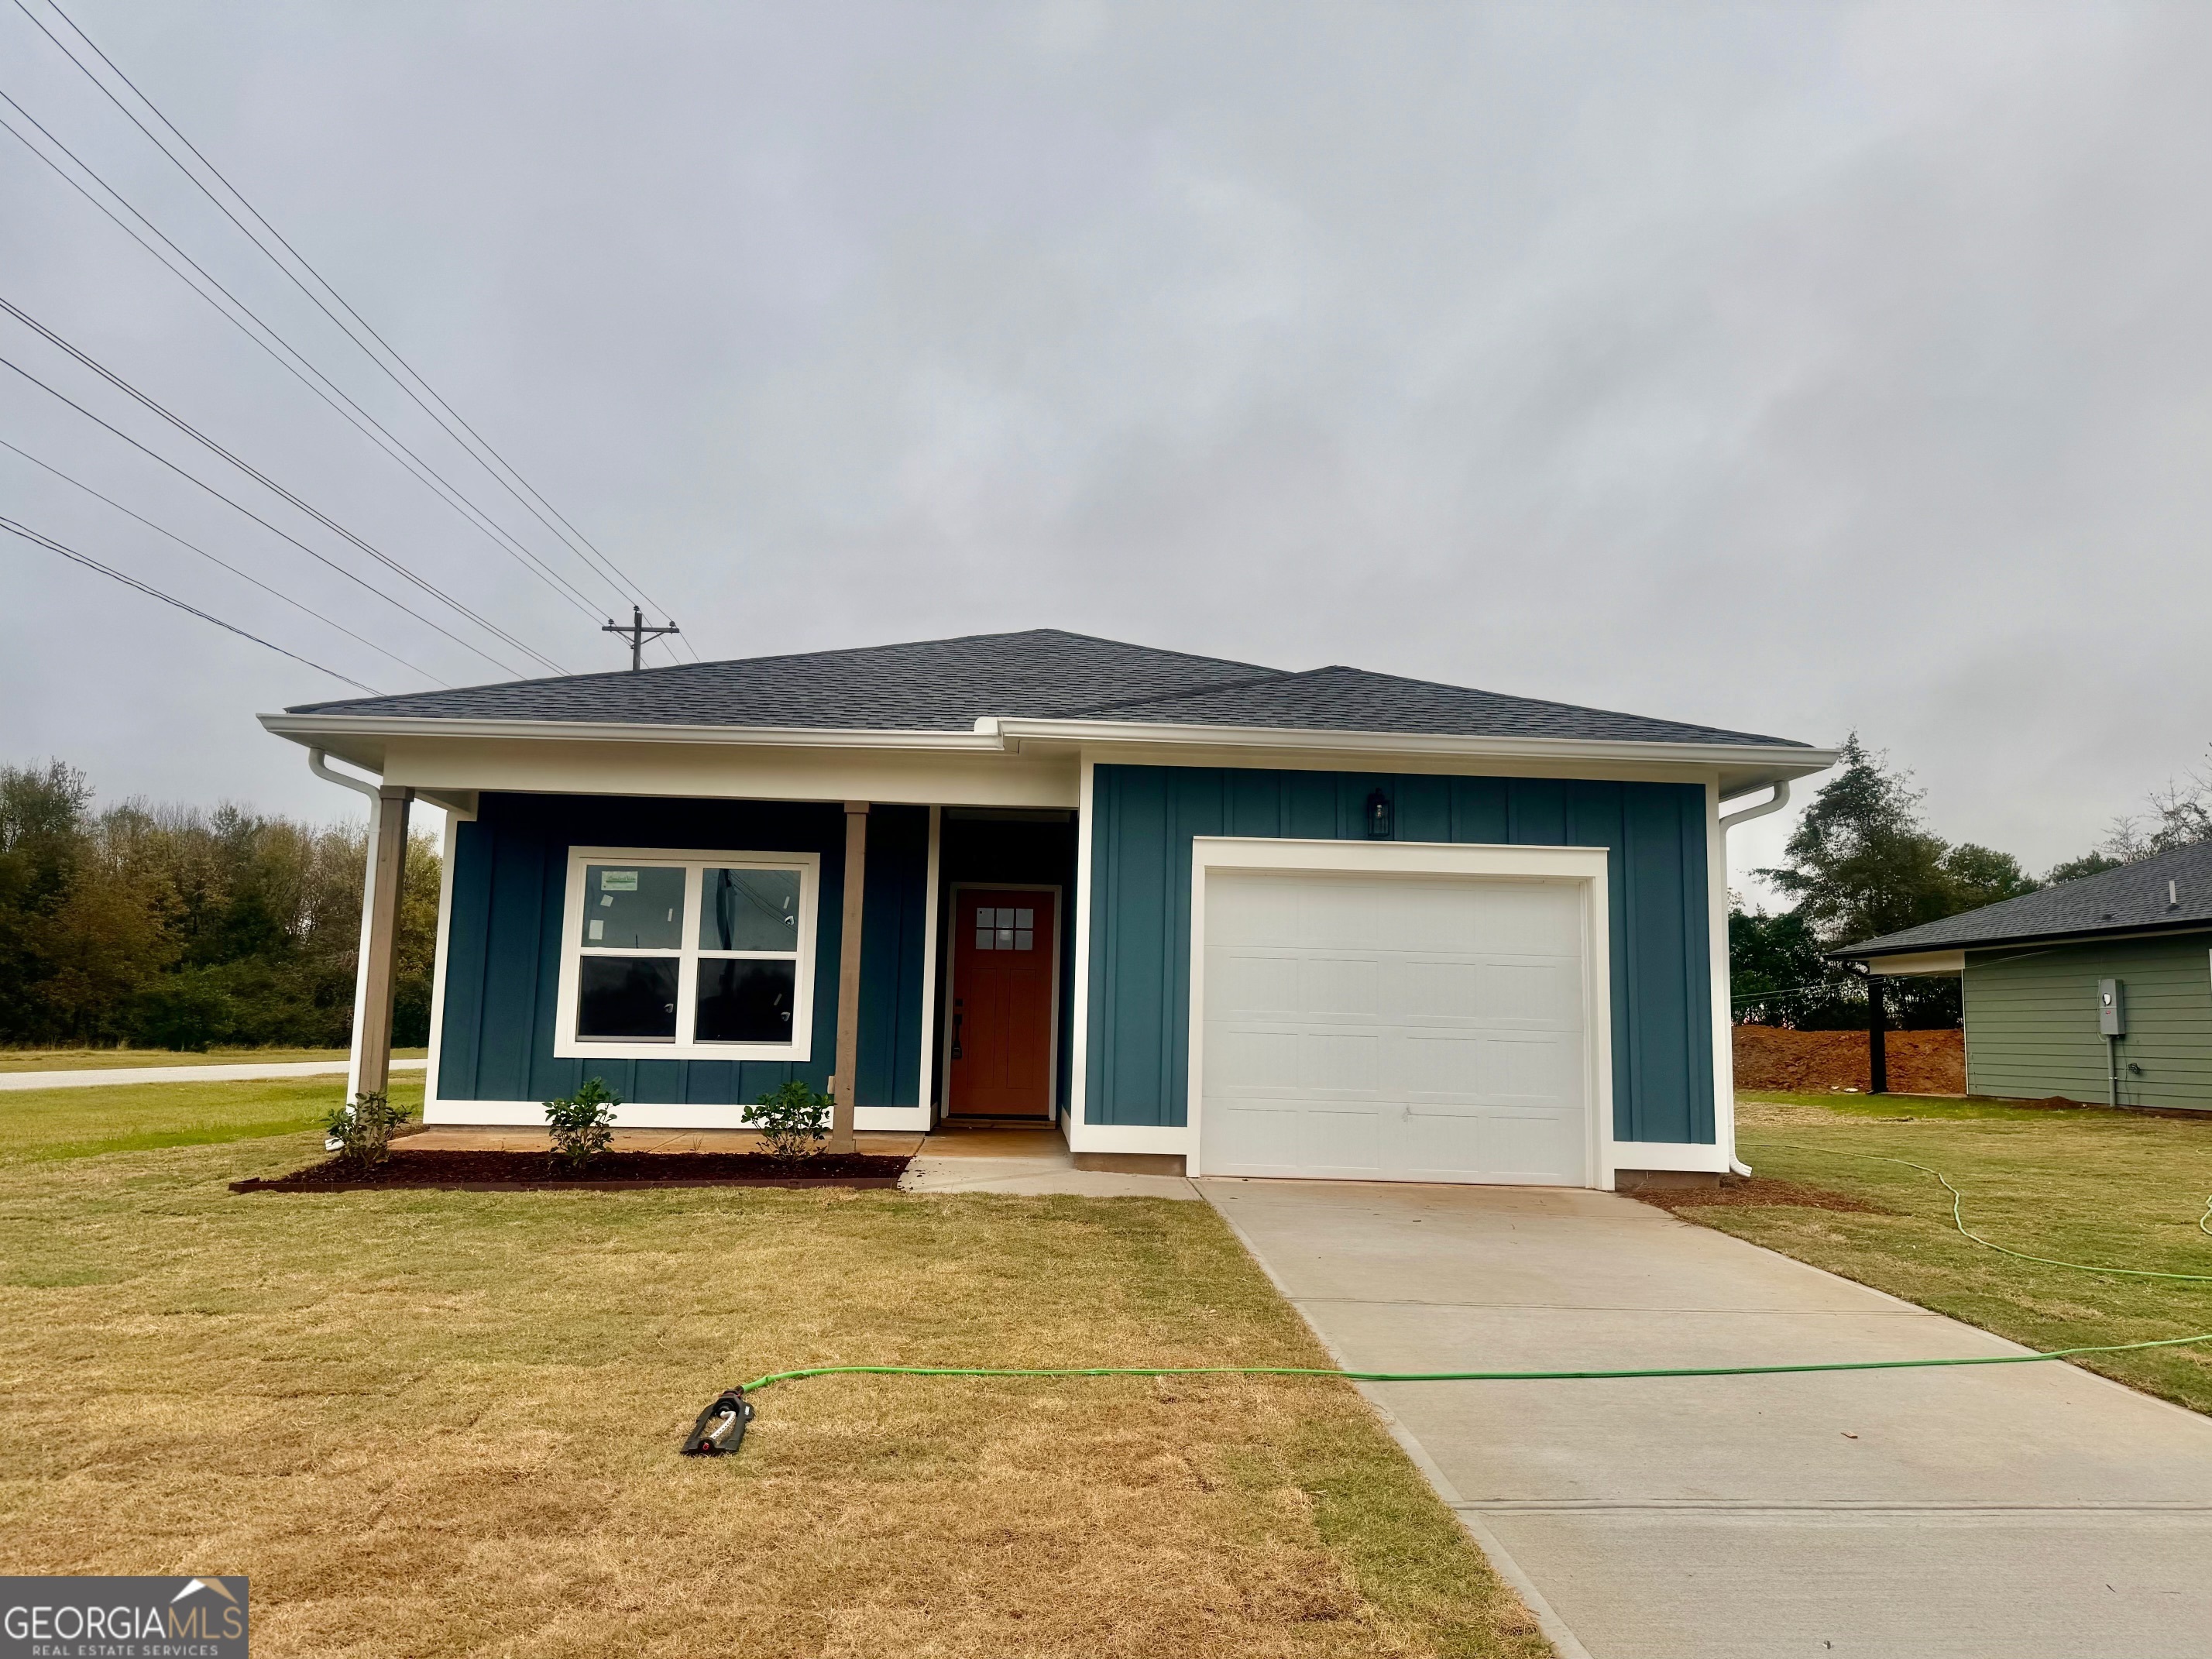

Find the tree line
[[0, 760, 438, 1051], [1733, 736, 2212, 1029]]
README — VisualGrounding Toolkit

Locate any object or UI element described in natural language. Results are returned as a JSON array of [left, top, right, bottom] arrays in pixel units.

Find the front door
[[947, 888, 1058, 1118]]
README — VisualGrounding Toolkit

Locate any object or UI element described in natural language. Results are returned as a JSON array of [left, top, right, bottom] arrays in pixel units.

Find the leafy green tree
[[0, 761, 440, 1049], [1758, 734, 1963, 946], [2045, 851, 2124, 884], [1727, 903, 1857, 1027]]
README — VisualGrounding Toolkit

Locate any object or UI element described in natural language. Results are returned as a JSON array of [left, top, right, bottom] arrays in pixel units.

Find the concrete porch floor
[[401, 1119, 1197, 1199]]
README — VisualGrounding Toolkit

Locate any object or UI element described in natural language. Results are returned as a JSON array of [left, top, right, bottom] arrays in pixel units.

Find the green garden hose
[[736, 1331, 2212, 1397], [681, 1150, 2212, 1454], [1750, 1136, 2212, 1284]]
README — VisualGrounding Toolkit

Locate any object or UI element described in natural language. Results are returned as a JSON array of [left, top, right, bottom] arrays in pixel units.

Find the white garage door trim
[[1187, 837, 1617, 1188]]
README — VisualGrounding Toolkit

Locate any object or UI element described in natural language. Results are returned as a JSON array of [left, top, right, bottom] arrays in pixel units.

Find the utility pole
[[602, 605, 679, 670]]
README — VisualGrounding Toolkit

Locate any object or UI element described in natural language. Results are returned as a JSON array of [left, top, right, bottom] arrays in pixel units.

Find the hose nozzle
[[681, 1387, 754, 1456]]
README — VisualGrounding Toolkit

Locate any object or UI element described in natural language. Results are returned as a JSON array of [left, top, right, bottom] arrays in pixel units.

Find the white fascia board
[[1863, 950, 1967, 977], [989, 716, 1835, 789], [261, 710, 1004, 754]]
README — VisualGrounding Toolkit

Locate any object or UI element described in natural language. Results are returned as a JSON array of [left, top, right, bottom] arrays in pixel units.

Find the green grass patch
[[0, 1045, 427, 1074], [1688, 1094, 2212, 1416], [1, 1074, 425, 1163], [0, 1100, 1542, 1656]]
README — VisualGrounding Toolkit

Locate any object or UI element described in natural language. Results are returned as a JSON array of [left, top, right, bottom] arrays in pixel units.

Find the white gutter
[[263, 712, 1005, 751], [263, 710, 1832, 781], [307, 746, 382, 802], [1716, 779, 1795, 1178], [988, 716, 1836, 780], [1717, 778, 1791, 830]]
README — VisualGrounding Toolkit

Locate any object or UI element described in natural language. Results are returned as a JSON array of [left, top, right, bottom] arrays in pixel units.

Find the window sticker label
[[600, 870, 639, 891], [588, 919, 605, 941]]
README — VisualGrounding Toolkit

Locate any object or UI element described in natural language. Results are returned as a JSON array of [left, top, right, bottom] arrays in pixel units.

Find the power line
[[0, 434, 443, 683], [0, 348, 519, 677], [0, 295, 565, 675], [0, 90, 612, 628], [0, 512, 380, 692], [18, 0, 699, 660]]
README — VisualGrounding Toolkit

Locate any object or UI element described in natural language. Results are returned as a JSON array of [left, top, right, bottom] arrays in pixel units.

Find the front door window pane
[[699, 867, 803, 952], [578, 956, 678, 1039], [696, 960, 798, 1042], [586, 864, 685, 949]]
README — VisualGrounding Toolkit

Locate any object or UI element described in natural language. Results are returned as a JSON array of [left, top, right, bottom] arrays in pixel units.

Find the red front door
[[947, 889, 1058, 1118]]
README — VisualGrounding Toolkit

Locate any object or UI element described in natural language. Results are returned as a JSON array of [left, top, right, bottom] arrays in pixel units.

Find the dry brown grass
[[0, 1122, 1546, 1658]]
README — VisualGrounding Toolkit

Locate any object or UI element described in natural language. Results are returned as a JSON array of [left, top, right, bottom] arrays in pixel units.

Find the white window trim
[[552, 844, 820, 1063]]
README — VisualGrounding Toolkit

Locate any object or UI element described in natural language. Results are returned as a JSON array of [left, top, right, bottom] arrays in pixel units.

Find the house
[[1832, 841, 2212, 1111], [262, 630, 1832, 1189]]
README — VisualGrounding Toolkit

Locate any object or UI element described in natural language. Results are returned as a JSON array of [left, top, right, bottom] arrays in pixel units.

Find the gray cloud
[[4, 2, 2207, 896]]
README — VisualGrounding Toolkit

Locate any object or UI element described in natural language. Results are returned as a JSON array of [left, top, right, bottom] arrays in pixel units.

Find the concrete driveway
[[1205, 1180, 2212, 1659]]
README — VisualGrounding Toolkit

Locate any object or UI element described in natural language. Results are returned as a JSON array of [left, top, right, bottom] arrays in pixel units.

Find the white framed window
[[552, 845, 819, 1061]]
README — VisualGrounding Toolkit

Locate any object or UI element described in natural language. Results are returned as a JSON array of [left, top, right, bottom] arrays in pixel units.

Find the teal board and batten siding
[[435, 793, 930, 1106], [1084, 765, 1718, 1142], [1963, 933, 2212, 1111]]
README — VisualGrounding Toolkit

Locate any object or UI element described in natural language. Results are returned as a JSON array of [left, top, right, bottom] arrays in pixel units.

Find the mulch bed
[[1630, 1175, 1890, 1216], [232, 1149, 910, 1193]]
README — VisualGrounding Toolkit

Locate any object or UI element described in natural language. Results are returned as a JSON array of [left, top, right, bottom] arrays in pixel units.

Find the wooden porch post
[[355, 785, 413, 1099], [829, 801, 869, 1155]]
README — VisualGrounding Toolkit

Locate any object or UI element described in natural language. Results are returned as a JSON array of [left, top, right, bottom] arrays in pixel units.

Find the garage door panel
[[1208, 950, 1303, 1018], [1477, 959, 1583, 1025], [1200, 869, 1592, 1187], [1208, 1023, 1307, 1091], [1207, 1099, 1384, 1178], [1300, 954, 1381, 1018]]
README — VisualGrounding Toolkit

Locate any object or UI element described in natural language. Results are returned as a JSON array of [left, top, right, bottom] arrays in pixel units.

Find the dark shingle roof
[[288, 630, 1279, 730], [1088, 665, 1797, 746], [285, 627, 1806, 748], [1836, 840, 2212, 957]]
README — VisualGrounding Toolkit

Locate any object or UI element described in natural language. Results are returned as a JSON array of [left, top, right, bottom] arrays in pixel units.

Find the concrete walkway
[[0, 1058, 428, 1091], [1205, 1179, 2212, 1659]]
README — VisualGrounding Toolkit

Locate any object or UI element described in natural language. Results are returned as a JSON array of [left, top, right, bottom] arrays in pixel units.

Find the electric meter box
[[2098, 978, 2127, 1037]]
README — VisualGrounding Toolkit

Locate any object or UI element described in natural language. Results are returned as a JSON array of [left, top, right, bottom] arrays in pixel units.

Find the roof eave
[[988, 716, 1835, 786], [1831, 915, 2212, 959]]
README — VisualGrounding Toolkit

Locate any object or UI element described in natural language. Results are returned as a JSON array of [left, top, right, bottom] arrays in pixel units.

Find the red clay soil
[[1733, 1025, 1965, 1094], [233, 1149, 910, 1193]]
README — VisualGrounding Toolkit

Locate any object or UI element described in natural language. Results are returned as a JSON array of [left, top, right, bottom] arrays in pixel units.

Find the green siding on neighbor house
[[436, 793, 930, 1107], [1083, 765, 1717, 1142], [1964, 933, 2212, 1111]]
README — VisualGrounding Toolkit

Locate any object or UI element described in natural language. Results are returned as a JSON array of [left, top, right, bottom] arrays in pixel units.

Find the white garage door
[[1199, 871, 1591, 1184]]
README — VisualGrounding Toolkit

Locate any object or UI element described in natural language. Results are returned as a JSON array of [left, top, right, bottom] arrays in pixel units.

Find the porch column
[[353, 784, 413, 1100], [829, 801, 868, 1155]]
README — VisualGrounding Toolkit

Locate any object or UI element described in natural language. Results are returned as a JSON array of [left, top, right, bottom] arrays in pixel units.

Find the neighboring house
[[263, 630, 1831, 1188], [1832, 841, 2212, 1111]]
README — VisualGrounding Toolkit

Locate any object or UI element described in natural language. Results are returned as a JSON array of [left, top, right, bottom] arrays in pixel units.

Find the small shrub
[[743, 1079, 830, 1160], [544, 1077, 620, 1172], [323, 1090, 415, 1172]]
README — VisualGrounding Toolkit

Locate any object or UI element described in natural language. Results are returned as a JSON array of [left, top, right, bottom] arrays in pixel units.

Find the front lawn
[[1677, 1091, 2212, 1416], [1, 1074, 421, 1163], [0, 1102, 1544, 1657], [0, 1046, 427, 1074]]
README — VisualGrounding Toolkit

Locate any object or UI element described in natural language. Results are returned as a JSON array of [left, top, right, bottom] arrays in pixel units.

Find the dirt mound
[[1733, 1025, 1964, 1095]]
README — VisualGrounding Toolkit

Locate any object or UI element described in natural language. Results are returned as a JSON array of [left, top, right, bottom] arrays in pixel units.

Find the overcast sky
[[4, 1, 2207, 903]]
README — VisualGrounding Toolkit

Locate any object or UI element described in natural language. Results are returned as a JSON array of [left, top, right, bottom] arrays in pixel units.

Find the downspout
[[307, 750, 384, 1104], [1716, 781, 1792, 1176]]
